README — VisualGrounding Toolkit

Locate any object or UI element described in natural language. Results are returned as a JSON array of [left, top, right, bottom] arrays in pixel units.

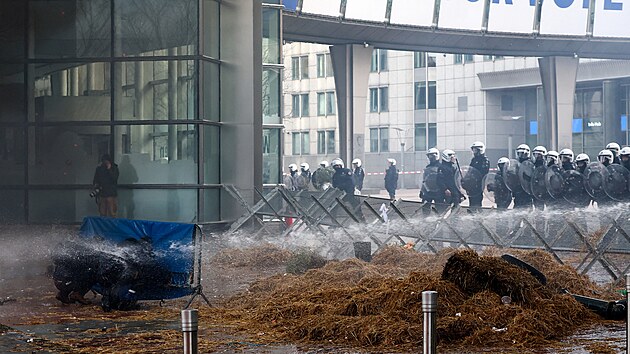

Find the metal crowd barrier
[[228, 186, 630, 282]]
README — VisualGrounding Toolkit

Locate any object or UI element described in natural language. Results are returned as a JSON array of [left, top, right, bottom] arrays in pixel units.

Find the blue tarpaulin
[[79, 216, 196, 300]]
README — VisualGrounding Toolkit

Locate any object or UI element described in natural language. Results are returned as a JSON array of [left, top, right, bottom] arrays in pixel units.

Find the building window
[[326, 130, 335, 154], [317, 131, 326, 154], [501, 95, 513, 111], [326, 53, 333, 77], [301, 93, 309, 117], [414, 81, 437, 110], [414, 52, 437, 68], [291, 57, 299, 80], [292, 131, 310, 155], [369, 87, 389, 113], [317, 54, 325, 78], [317, 92, 325, 116], [326, 91, 336, 115], [573, 89, 604, 158], [458, 96, 468, 112], [317, 130, 336, 154], [370, 49, 388, 72], [317, 91, 335, 116], [292, 132, 300, 155], [454, 54, 463, 64], [464, 54, 474, 63], [369, 127, 389, 152], [291, 94, 300, 117], [300, 55, 309, 79], [302, 131, 310, 155], [414, 123, 437, 151]]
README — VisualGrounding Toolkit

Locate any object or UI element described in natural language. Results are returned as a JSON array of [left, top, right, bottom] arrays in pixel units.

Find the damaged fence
[[227, 185, 630, 282]]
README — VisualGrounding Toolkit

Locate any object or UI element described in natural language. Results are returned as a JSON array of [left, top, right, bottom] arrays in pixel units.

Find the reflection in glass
[[0, 64, 25, 122], [117, 189, 197, 222], [0, 128, 25, 184], [0, 1, 25, 59], [263, 68, 281, 124], [115, 60, 196, 120], [263, 128, 281, 184], [262, 8, 281, 64], [29, 189, 99, 223], [29, 0, 110, 58], [202, 0, 220, 59], [115, 124, 198, 184], [203, 125, 220, 184], [30, 63, 111, 122], [28, 126, 110, 185], [202, 188, 220, 222], [114, 0, 197, 57], [0, 190, 25, 223], [202, 61, 219, 121]]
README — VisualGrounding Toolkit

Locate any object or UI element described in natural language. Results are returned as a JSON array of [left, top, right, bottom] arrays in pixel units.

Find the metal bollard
[[181, 309, 198, 354], [422, 291, 438, 354], [626, 274, 629, 354]]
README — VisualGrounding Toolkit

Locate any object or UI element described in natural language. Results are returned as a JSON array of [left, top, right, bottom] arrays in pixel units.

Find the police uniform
[[468, 154, 490, 210], [420, 160, 446, 215], [512, 156, 533, 209], [438, 161, 462, 207]]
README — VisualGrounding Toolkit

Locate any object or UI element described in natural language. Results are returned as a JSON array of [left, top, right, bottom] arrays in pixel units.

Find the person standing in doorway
[[92, 154, 119, 218]]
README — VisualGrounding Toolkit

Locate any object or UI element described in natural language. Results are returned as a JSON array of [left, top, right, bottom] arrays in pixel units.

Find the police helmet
[[471, 141, 486, 155], [516, 144, 530, 159], [497, 157, 510, 170], [320, 160, 329, 168], [598, 149, 614, 164], [606, 142, 621, 156], [288, 163, 298, 172], [426, 148, 440, 162], [352, 158, 362, 167], [532, 146, 547, 160], [547, 150, 559, 165], [387, 158, 397, 166], [300, 162, 310, 171], [331, 158, 344, 169], [620, 146, 630, 157], [575, 153, 590, 164], [559, 148, 574, 163], [441, 149, 456, 163]]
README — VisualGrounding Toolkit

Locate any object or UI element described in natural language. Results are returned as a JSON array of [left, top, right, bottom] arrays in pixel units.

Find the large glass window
[[0, 1, 25, 60], [263, 68, 281, 124], [114, 124, 198, 184], [115, 189, 197, 222], [301, 94, 310, 117], [263, 128, 281, 184], [291, 94, 300, 118], [30, 62, 111, 122], [317, 131, 326, 154], [29, 0, 110, 58], [414, 52, 436, 68], [262, 8, 281, 64], [573, 89, 604, 158], [0, 64, 25, 122], [202, 0, 220, 58], [380, 127, 389, 152], [202, 60, 220, 121], [414, 123, 437, 151], [0, 127, 26, 184], [114, 60, 197, 121], [114, 0, 197, 57], [326, 92, 336, 115], [317, 92, 325, 116], [326, 130, 335, 154], [371, 49, 388, 72], [291, 57, 300, 80], [292, 132, 300, 155], [414, 81, 437, 110], [203, 125, 220, 184], [302, 132, 310, 155], [0, 190, 25, 223], [300, 56, 309, 79], [370, 128, 379, 152], [370, 87, 388, 112]]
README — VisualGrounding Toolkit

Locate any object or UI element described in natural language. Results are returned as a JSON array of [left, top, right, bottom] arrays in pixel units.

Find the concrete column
[[70, 67, 79, 96], [220, 0, 263, 220], [538, 56, 579, 151], [603, 80, 622, 145], [86, 63, 96, 93], [330, 44, 373, 165], [53, 71, 68, 96]]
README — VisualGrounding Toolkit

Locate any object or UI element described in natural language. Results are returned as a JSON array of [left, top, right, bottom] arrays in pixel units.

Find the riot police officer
[[546, 150, 559, 167], [332, 158, 363, 220], [575, 153, 590, 174], [488, 157, 512, 210], [620, 147, 630, 171], [559, 149, 575, 171], [352, 158, 365, 193], [284, 164, 300, 191], [312, 161, 333, 190], [532, 146, 547, 168], [513, 144, 533, 209], [420, 148, 446, 215], [468, 141, 490, 212], [297, 162, 312, 190], [438, 149, 463, 209], [384, 158, 399, 200], [606, 142, 621, 165], [598, 149, 614, 167]]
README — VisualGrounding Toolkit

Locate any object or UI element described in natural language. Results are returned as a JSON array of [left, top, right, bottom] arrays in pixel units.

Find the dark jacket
[[562, 161, 576, 171], [353, 167, 365, 191], [93, 163, 119, 197], [488, 173, 512, 209], [332, 167, 355, 194], [438, 161, 461, 205], [384, 166, 399, 191], [470, 155, 490, 177], [421, 160, 443, 199]]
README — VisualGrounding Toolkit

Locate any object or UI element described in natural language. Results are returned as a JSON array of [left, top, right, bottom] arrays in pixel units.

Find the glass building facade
[[0, 0, 280, 224]]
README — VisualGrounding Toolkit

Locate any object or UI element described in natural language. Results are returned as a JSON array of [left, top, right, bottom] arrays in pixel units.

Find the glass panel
[[114, 60, 197, 121], [29, 189, 99, 223], [292, 132, 300, 155], [584, 90, 602, 118], [29, 0, 110, 58], [317, 131, 325, 154], [380, 127, 389, 152], [326, 92, 335, 115], [291, 57, 299, 80], [370, 50, 378, 72], [263, 128, 281, 184], [203, 125, 220, 184], [301, 94, 309, 117], [317, 54, 325, 77], [326, 130, 335, 154], [0, 1, 25, 60], [291, 95, 299, 117], [28, 126, 110, 184], [302, 132, 310, 155], [429, 123, 437, 149], [300, 56, 309, 79], [115, 124, 198, 184], [0, 190, 24, 223], [116, 189, 197, 222], [203, 0, 220, 58], [326, 53, 334, 77], [114, 0, 197, 57], [30, 62, 111, 122], [0, 127, 25, 184], [379, 49, 388, 71], [415, 123, 426, 151], [379, 87, 388, 112], [317, 92, 325, 116], [0, 64, 25, 122], [262, 8, 281, 64], [202, 60, 219, 121], [370, 128, 378, 152], [263, 68, 281, 124], [370, 88, 378, 112], [202, 188, 220, 222]]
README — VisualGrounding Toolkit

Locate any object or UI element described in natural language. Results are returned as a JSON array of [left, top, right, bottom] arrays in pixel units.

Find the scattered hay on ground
[[285, 249, 328, 275], [210, 243, 292, 268]]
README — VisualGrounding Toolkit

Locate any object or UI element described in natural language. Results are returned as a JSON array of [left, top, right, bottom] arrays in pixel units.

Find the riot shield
[[604, 164, 630, 201], [518, 160, 535, 195], [458, 165, 483, 198], [420, 165, 441, 196], [531, 166, 551, 201], [583, 162, 610, 201], [503, 159, 523, 194], [545, 165, 564, 200], [482, 171, 496, 204], [561, 170, 591, 205]]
